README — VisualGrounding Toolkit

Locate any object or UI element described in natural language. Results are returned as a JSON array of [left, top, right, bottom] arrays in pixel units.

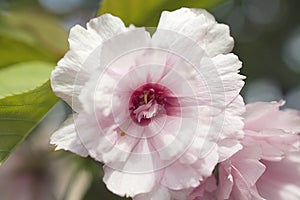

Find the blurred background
[[0, 0, 299, 199]]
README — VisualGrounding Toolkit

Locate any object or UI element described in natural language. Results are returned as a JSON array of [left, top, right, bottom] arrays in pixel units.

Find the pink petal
[[245, 101, 300, 133], [257, 152, 300, 200]]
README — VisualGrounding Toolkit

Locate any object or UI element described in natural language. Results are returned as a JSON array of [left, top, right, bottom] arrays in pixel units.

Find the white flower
[[50, 8, 245, 199]]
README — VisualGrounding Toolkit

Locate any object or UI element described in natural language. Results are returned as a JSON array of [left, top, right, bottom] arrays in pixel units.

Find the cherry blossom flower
[[50, 8, 245, 199], [216, 101, 300, 200]]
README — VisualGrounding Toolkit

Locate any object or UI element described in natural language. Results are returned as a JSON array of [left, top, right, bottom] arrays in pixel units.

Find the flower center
[[129, 83, 179, 126]]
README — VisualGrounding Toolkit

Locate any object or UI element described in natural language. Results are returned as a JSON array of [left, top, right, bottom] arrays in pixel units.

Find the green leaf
[[98, 0, 225, 26], [0, 61, 54, 98], [0, 81, 58, 164], [0, 11, 68, 67]]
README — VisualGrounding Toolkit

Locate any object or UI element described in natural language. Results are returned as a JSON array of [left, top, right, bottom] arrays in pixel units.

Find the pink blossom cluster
[[50, 8, 300, 200]]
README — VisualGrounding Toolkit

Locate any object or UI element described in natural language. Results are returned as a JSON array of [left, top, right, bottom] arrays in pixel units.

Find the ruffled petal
[[217, 144, 266, 200], [217, 95, 245, 162], [161, 162, 201, 190], [211, 54, 245, 104], [257, 152, 300, 200], [155, 7, 234, 57], [246, 129, 299, 161], [245, 101, 300, 133], [51, 14, 127, 111], [103, 167, 156, 198], [50, 115, 88, 157], [187, 176, 217, 200], [134, 186, 171, 200]]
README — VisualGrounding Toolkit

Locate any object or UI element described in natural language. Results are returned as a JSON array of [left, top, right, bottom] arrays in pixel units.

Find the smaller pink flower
[[217, 101, 300, 200]]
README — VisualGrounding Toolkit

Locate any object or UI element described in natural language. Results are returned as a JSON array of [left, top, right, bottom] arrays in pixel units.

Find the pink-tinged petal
[[257, 152, 300, 200], [150, 116, 200, 162], [216, 101, 300, 200], [230, 168, 265, 200], [103, 166, 156, 198], [170, 188, 195, 200], [134, 186, 171, 200], [231, 146, 265, 186], [178, 137, 208, 165], [69, 14, 126, 64], [244, 101, 284, 125], [217, 95, 245, 161], [74, 112, 143, 164], [211, 54, 245, 104], [244, 101, 300, 133], [50, 51, 89, 112], [217, 138, 243, 163], [246, 129, 299, 161], [155, 8, 234, 57], [51, 14, 127, 111], [103, 140, 158, 197], [86, 14, 126, 40], [135, 185, 194, 200], [183, 53, 244, 111], [187, 176, 217, 200], [217, 159, 233, 200], [152, 28, 244, 109], [50, 115, 88, 157], [217, 144, 266, 200], [161, 162, 201, 190], [191, 144, 219, 180], [78, 29, 152, 114]]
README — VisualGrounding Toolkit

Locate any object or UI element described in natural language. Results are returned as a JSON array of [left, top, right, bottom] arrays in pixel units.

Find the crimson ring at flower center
[[129, 83, 180, 126]]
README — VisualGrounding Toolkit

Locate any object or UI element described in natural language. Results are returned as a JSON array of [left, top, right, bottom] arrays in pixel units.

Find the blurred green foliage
[[98, 0, 224, 26], [0, 11, 68, 67]]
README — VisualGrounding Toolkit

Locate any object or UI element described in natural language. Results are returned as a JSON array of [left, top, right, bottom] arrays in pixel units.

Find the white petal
[[78, 28, 151, 114], [50, 115, 88, 157], [155, 8, 234, 57], [103, 167, 156, 197], [50, 51, 89, 112], [74, 113, 120, 163], [51, 14, 127, 111], [218, 138, 243, 162], [221, 95, 245, 136], [161, 162, 200, 190], [134, 186, 171, 200], [68, 14, 126, 64], [217, 95, 245, 161], [211, 54, 245, 104], [103, 140, 160, 197]]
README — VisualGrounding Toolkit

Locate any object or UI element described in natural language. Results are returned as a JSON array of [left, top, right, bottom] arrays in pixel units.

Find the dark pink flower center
[[129, 83, 180, 126]]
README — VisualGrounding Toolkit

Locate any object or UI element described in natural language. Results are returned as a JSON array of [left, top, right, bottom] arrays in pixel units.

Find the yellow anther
[[121, 131, 126, 136], [144, 91, 149, 104]]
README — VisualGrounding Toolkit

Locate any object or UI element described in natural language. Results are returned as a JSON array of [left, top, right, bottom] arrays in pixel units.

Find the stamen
[[129, 83, 179, 126], [120, 131, 126, 136], [144, 91, 149, 104]]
